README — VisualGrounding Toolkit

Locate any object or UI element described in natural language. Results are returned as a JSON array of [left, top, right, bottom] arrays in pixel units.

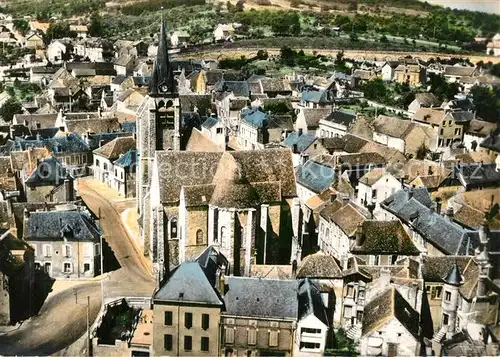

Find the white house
[[69, 25, 88, 39], [381, 61, 399, 81], [201, 115, 226, 150], [463, 119, 497, 152], [318, 109, 356, 138], [293, 279, 329, 357], [356, 168, 402, 220], [47, 39, 72, 62], [359, 287, 421, 357], [213, 23, 235, 42], [170, 30, 190, 48], [486, 33, 500, 56]]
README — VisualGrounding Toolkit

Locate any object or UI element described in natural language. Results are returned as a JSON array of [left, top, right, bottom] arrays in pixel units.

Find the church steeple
[[149, 19, 176, 97]]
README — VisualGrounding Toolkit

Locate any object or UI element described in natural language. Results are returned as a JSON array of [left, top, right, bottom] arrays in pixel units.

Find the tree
[[490, 63, 500, 78], [416, 142, 430, 160], [470, 85, 500, 123], [349, 32, 358, 41], [379, 34, 388, 43], [360, 79, 388, 101], [13, 19, 29, 35], [280, 46, 297, 66], [0, 98, 22, 122], [46, 22, 76, 40], [88, 13, 103, 37]]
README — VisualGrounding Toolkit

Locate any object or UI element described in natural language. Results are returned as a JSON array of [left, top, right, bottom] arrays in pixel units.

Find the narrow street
[[0, 179, 154, 355]]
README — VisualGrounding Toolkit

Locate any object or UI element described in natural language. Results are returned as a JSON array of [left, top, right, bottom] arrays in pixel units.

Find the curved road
[[0, 180, 154, 355]]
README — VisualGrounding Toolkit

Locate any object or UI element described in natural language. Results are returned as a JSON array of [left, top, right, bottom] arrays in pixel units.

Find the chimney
[[292, 143, 298, 154], [435, 197, 442, 215], [445, 206, 454, 220], [355, 223, 364, 246], [218, 270, 226, 295], [291, 259, 297, 277], [23, 208, 30, 220], [298, 128, 303, 137], [330, 191, 337, 203], [64, 174, 74, 201], [476, 274, 488, 297]]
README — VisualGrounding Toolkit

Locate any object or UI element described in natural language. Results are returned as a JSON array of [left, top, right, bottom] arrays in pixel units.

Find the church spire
[[149, 17, 176, 97]]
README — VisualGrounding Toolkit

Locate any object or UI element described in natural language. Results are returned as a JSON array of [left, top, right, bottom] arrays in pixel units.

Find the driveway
[[0, 179, 154, 355]]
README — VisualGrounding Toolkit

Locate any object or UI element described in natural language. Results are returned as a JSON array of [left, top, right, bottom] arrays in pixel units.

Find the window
[[201, 337, 209, 352], [443, 313, 449, 325], [301, 327, 321, 334], [95, 159, 100, 167], [387, 343, 398, 357], [225, 328, 234, 344], [94, 244, 100, 256], [374, 255, 380, 265], [216, 127, 223, 134], [356, 311, 363, 322], [454, 128, 461, 136], [115, 169, 117, 176], [196, 229, 203, 244], [218, 226, 226, 245], [44, 262, 51, 275], [201, 313, 209, 330], [121, 172, 123, 179], [247, 329, 257, 345], [43, 244, 52, 257], [432, 286, 443, 300], [185, 312, 193, 329], [84, 263, 90, 272], [343, 305, 352, 318], [445, 291, 451, 302], [64, 244, 71, 257], [346, 285, 354, 297], [103, 163, 108, 171], [34, 262, 41, 270], [372, 189, 377, 199], [184, 335, 192, 351], [439, 128, 444, 135], [63, 262, 72, 273], [300, 342, 320, 350], [165, 311, 173, 326], [170, 218, 178, 239], [164, 334, 173, 351], [269, 330, 279, 347]]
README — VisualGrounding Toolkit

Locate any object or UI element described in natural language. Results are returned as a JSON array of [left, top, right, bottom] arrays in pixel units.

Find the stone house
[[69, 25, 88, 39], [300, 89, 335, 109], [486, 33, 500, 56], [407, 92, 441, 115], [443, 65, 478, 83], [462, 119, 497, 152], [170, 30, 190, 48], [24, 33, 44, 49], [381, 61, 399, 81], [23, 209, 101, 279], [47, 39, 73, 63], [372, 115, 437, 155], [112, 149, 138, 197], [24, 156, 76, 203], [394, 64, 426, 86], [294, 108, 333, 134], [213, 24, 235, 42], [281, 131, 328, 167]]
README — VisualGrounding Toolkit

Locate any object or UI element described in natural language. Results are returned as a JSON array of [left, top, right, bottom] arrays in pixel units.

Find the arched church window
[[219, 226, 226, 245], [166, 100, 173, 108], [170, 218, 177, 239], [196, 229, 203, 244], [158, 100, 165, 108]]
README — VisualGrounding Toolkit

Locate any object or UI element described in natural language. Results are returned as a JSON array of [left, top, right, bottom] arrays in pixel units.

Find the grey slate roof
[[213, 81, 250, 97], [113, 149, 138, 168], [297, 278, 329, 326], [14, 133, 91, 154], [324, 109, 356, 127], [443, 262, 464, 286], [282, 132, 317, 153], [224, 277, 298, 319], [201, 116, 219, 129], [296, 160, 335, 193], [25, 156, 65, 187], [153, 262, 223, 305], [479, 132, 500, 152], [381, 188, 480, 255], [448, 163, 500, 189], [24, 210, 100, 242]]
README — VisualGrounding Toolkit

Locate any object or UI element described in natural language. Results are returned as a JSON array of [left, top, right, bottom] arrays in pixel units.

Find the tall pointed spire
[[149, 16, 176, 97]]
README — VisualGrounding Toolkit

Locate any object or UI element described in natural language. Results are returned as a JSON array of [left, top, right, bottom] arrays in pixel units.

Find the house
[[237, 107, 293, 150], [201, 115, 226, 150], [93, 136, 136, 191], [440, 162, 500, 191], [407, 93, 441, 115], [318, 109, 357, 138], [69, 25, 88, 39], [352, 69, 377, 86], [394, 64, 426, 86], [359, 288, 421, 356], [74, 37, 112, 62], [24, 156, 76, 203], [114, 54, 137, 76], [295, 159, 336, 202], [152, 258, 224, 356], [294, 108, 333, 134], [413, 108, 474, 149], [24, 33, 44, 49], [213, 24, 235, 42], [0, 229, 35, 325], [282, 131, 326, 167], [47, 39, 74, 62], [29, 66, 59, 86], [170, 30, 190, 48], [23, 209, 101, 279], [486, 33, 500, 56], [381, 61, 399, 81], [300, 89, 335, 109], [372, 115, 437, 155], [479, 131, 500, 155], [356, 168, 402, 220], [380, 188, 480, 256], [463, 119, 497, 152], [443, 65, 478, 83], [113, 149, 138, 197]]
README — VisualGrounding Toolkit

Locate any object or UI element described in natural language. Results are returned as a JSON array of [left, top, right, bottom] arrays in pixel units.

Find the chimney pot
[[355, 223, 364, 246]]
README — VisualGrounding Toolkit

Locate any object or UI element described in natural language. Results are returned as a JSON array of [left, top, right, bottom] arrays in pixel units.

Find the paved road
[[0, 180, 154, 355]]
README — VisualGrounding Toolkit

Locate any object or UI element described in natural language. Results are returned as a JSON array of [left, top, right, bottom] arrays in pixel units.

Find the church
[[136, 20, 301, 283]]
